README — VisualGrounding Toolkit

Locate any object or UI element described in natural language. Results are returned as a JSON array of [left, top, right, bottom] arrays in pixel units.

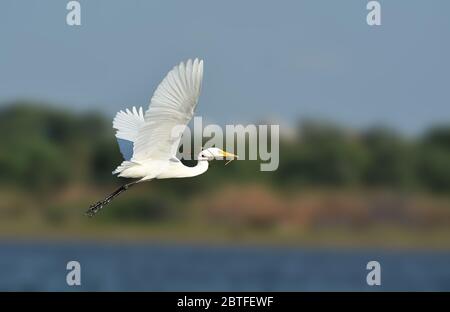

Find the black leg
[[85, 181, 138, 217]]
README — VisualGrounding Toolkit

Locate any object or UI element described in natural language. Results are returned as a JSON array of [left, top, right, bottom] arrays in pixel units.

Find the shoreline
[[1, 222, 449, 251]]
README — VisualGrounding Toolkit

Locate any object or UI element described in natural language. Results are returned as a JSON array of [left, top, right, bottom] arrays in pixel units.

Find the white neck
[[187, 159, 209, 177], [161, 159, 208, 179]]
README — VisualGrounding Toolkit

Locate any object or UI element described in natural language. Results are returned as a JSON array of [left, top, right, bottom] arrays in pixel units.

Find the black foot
[[85, 200, 104, 217]]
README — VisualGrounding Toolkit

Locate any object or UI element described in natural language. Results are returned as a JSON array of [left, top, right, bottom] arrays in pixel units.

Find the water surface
[[0, 241, 449, 291]]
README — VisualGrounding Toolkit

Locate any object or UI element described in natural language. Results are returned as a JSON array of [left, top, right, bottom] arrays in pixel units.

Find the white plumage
[[86, 58, 237, 217], [111, 58, 205, 180], [113, 106, 145, 142], [133, 58, 203, 162]]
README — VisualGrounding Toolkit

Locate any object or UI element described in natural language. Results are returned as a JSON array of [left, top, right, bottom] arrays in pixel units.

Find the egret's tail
[[112, 160, 135, 175], [112, 160, 148, 179]]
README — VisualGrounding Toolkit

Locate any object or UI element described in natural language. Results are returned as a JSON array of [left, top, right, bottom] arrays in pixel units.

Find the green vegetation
[[0, 102, 449, 248]]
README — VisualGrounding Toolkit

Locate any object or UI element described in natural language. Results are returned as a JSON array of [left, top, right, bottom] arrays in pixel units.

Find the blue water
[[0, 241, 449, 291]]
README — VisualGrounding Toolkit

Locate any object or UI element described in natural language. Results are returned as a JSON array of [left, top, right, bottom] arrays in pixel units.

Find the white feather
[[132, 58, 203, 161], [112, 58, 204, 177], [113, 106, 145, 142]]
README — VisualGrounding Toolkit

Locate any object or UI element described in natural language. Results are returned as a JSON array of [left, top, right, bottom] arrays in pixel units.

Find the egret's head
[[198, 147, 238, 163]]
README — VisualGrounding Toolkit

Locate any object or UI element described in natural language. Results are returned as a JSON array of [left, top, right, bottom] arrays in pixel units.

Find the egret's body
[[86, 58, 236, 216], [116, 157, 209, 180]]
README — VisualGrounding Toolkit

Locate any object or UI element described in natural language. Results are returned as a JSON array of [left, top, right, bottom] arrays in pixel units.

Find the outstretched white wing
[[132, 58, 204, 162]]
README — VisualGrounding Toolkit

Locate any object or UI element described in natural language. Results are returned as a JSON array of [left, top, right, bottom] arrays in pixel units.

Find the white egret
[[86, 58, 237, 217]]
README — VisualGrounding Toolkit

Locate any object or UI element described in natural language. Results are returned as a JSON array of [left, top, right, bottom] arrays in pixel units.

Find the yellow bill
[[219, 150, 238, 165]]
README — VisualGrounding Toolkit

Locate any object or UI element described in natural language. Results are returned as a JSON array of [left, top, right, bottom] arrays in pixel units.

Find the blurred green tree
[[418, 126, 450, 193]]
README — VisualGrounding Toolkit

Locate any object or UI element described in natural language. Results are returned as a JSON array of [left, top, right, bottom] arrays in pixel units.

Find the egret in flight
[[86, 58, 237, 217]]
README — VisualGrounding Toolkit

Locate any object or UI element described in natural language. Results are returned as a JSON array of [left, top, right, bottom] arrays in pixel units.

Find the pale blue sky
[[0, 0, 449, 134]]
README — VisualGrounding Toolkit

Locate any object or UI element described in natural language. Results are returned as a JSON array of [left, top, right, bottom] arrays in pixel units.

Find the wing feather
[[132, 58, 204, 161], [113, 106, 145, 142]]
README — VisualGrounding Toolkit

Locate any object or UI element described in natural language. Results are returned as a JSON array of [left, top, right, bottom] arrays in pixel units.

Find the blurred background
[[0, 0, 449, 291]]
